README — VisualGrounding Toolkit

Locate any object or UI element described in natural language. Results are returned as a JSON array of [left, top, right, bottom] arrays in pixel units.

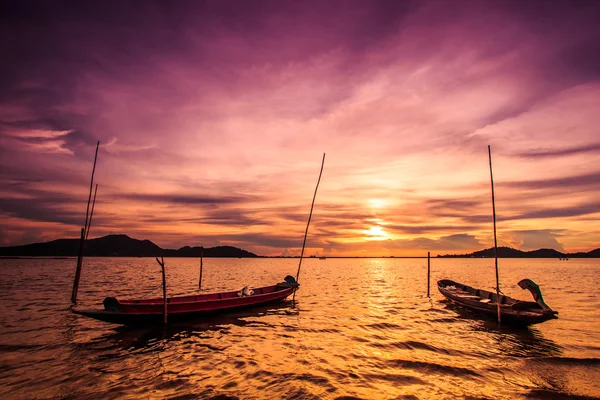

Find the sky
[[1, 0, 599, 256]]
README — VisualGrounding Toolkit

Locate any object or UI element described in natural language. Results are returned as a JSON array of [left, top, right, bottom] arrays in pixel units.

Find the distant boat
[[438, 279, 558, 326], [319, 256, 326, 260], [73, 276, 299, 325]]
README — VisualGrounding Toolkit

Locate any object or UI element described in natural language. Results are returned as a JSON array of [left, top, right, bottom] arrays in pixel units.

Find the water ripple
[[0, 258, 599, 399]]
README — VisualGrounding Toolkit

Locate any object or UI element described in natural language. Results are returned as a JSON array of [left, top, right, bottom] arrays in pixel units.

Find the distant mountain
[[163, 245, 257, 258], [438, 246, 600, 258], [0, 234, 258, 258], [586, 248, 600, 258]]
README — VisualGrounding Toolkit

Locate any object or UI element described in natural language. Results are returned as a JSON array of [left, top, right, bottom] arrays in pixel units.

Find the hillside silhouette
[[0, 234, 257, 258], [1, 236, 598, 258], [438, 246, 600, 258]]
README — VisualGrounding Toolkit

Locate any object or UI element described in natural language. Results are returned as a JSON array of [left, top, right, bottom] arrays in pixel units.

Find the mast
[[488, 145, 501, 324], [71, 141, 100, 305], [71, 228, 86, 305], [295, 153, 326, 283], [83, 142, 100, 237], [85, 184, 98, 240]]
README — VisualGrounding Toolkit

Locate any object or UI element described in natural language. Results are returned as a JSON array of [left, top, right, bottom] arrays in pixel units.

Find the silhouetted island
[[2, 236, 599, 259], [0, 234, 257, 258], [438, 246, 600, 258]]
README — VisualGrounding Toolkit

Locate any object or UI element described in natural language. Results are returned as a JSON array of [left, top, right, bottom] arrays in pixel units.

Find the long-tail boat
[[70, 151, 326, 326], [73, 276, 299, 325], [438, 279, 558, 326], [437, 146, 559, 326]]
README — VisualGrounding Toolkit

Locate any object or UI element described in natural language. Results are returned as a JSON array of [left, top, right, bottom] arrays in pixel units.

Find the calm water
[[0, 257, 599, 399]]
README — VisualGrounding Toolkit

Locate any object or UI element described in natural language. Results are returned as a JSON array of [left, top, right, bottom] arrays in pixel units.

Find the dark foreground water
[[0, 257, 599, 399]]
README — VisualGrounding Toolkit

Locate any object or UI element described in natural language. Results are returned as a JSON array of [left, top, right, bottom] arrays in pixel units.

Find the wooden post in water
[[199, 247, 204, 290], [427, 252, 431, 297], [295, 153, 326, 283], [156, 255, 168, 325], [488, 145, 501, 324], [71, 141, 100, 306]]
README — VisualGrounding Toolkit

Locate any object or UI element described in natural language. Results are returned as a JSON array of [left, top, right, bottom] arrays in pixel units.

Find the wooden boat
[[437, 279, 558, 326], [70, 153, 325, 326], [73, 276, 299, 325]]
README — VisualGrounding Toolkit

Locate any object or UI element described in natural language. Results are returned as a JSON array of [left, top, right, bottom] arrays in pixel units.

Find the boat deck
[[119, 285, 282, 305], [442, 283, 516, 305]]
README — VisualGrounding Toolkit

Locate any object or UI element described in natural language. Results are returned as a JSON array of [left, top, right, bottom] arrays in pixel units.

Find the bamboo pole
[[488, 145, 501, 324], [199, 247, 203, 290], [295, 153, 326, 283], [70, 228, 85, 304], [83, 141, 100, 237], [85, 184, 98, 240], [427, 252, 431, 297], [156, 255, 167, 325], [71, 141, 100, 305]]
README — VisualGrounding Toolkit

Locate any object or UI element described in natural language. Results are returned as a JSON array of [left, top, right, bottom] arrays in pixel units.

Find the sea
[[0, 257, 598, 399]]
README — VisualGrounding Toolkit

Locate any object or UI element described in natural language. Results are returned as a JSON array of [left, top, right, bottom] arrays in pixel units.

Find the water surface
[[0, 257, 599, 399]]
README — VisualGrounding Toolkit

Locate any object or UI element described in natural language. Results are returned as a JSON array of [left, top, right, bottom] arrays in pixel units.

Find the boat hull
[[437, 279, 558, 326], [73, 284, 298, 326]]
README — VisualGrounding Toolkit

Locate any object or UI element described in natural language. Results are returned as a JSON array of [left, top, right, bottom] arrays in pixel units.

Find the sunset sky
[[1, 0, 599, 256]]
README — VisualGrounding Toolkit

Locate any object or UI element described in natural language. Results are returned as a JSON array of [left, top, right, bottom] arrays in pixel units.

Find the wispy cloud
[[515, 143, 600, 159]]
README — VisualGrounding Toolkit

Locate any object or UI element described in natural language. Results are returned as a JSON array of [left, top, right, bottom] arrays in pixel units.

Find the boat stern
[[277, 275, 300, 289], [518, 278, 556, 313]]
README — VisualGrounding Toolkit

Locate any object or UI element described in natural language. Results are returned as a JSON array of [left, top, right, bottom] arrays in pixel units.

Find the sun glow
[[368, 199, 388, 209], [364, 225, 391, 241]]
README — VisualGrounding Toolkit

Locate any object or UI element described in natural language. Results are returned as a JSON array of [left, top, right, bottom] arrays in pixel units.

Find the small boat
[[437, 279, 558, 326], [73, 276, 299, 325], [70, 153, 325, 326]]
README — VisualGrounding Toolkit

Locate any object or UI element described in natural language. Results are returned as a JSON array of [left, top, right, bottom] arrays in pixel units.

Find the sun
[[368, 198, 388, 209], [364, 225, 390, 241]]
